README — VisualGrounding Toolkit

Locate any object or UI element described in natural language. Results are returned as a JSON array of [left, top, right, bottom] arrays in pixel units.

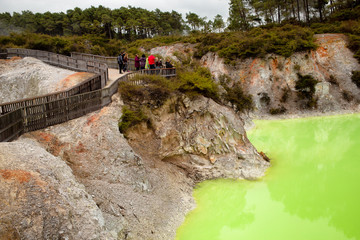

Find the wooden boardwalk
[[106, 68, 127, 87], [0, 49, 177, 142]]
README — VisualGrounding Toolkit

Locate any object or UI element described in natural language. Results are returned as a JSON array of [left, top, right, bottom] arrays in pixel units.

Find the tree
[[186, 12, 202, 30], [213, 14, 225, 32], [228, 0, 252, 30]]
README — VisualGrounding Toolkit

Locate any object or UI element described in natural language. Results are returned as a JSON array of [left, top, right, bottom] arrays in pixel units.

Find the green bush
[[119, 74, 172, 108], [295, 73, 319, 108], [269, 106, 287, 114], [280, 88, 290, 103], [223, 85, 254, 112], [351, 71, 360, 88], [118, 106, 149, 135], [176, 67, 219, 101], [342, 90, 354, 102], [349, 35, 360, 63], [328, 75, 339, 86], [192, 25, 316, 64], [295, 73, 319, 99]]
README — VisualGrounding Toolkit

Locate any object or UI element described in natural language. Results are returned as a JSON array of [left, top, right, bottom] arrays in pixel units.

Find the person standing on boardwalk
[[145, 57, 150, 70], [117, 52, 124, 73], [123, 52, 128, 72], [134, 54, 140, 71], [165, 58, 173, 68], [148, 54, 155, 69], [140, 54, 146, 70]]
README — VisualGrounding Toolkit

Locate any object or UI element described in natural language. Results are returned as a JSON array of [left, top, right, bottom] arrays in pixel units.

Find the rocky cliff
[[150, 34, 360, 117], [201, 34, 360, 116]]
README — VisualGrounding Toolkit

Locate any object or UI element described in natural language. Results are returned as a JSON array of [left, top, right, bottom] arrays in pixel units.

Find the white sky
[[0, 0, 230, 21]]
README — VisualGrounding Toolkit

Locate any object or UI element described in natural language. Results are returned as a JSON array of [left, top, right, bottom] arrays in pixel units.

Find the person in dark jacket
[[140, 54, 146, 70], [134, 54, 140, 71], [165, 58, 173, 68], [117, 52, 124, 73]]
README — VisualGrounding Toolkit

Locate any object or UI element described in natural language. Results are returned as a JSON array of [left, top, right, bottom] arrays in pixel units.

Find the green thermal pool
[[176, 114, 360, 240]]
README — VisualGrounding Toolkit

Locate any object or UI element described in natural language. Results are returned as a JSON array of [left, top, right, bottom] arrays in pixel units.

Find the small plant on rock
[[351, 71, 360, 88], [329, 75, 339, 86], [342, 90, 354, 102], [295, 73, 319, 109], [118, 106, 149, 136], [269, 106, 287, 115]]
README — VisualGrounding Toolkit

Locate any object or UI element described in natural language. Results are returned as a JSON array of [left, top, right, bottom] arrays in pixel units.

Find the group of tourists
[[117, 52, 173, 74]]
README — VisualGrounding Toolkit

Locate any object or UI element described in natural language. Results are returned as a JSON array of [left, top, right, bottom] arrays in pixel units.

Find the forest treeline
[[0, 0, 359, 39], [0, 1, 359, 62]]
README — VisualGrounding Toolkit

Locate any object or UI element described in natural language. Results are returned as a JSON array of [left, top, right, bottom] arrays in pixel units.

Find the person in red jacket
[[148, 54, 155, 69]]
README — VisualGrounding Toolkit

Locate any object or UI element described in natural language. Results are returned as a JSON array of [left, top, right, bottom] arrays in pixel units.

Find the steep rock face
[[200, 34, 360, 115], [127, 95, 270, 181], [18, 94, 195, 240], [0, 142, 113, 240]]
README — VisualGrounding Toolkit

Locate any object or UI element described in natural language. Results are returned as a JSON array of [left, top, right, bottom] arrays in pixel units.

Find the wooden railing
[[0, 49, 176, 142], [71, 52, 136, 71], [0, 49, 7, 59]]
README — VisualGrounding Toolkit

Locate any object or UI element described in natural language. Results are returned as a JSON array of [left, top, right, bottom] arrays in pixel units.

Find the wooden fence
[[0, 49, 177, 142], [0, 49, 7, 59], [71, 52, 136, 71]]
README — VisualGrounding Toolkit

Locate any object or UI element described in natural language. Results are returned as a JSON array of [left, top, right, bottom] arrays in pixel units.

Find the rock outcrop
[[127, 95, 269, 181], [0, 142, 113, 240], [200, 34, 360, 116]]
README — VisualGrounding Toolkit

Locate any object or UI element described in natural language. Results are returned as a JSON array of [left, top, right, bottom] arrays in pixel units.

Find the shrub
[[342, 90, 354, 102], [295, 73, 319, 109], [176, 67, 220, 101], [118, 106, 149, 135], [349, 35, 360, 63], [351, 71, 360, 88], [119, 74, 172, 108], [223, 85, 254, 112], [328, 75, 339, 86], [293, 64, 301, 72], [295, 73, 319, 99], [269, 106, 287, 114], [280, 88, 290, 103]]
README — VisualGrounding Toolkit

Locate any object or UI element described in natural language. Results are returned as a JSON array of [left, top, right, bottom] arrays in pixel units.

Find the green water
[[176, 114, 360, 240]]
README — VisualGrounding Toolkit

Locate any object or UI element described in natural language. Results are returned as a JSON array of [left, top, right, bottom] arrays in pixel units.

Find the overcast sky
[[0, 0, 230, 21]]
